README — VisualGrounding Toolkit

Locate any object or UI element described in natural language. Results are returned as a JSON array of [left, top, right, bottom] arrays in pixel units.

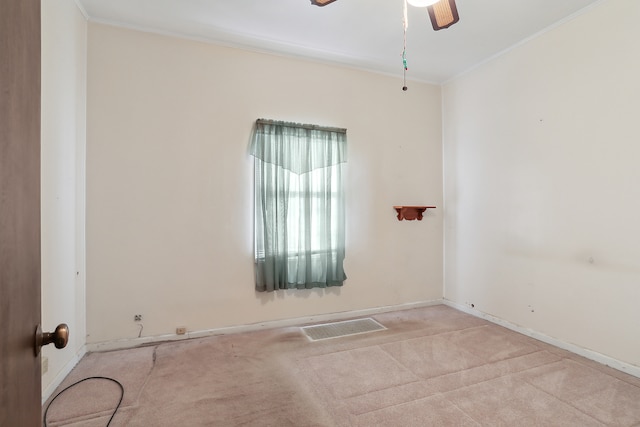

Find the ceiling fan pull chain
[[402, 0, 409, 91], [402, 50, 408, 91]]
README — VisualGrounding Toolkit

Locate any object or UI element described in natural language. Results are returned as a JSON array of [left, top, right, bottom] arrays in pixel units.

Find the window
[[250, 119, 347, 292]]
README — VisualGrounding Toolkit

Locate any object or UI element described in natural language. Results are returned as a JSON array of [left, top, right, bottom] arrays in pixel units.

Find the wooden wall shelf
[[393, 206, 436, 221]]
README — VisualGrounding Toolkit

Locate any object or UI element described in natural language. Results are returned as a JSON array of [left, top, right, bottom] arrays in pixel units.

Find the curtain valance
[[250, 119, 347, 175]]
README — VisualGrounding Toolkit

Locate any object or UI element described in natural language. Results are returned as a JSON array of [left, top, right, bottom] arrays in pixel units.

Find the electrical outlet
[[176, 326, 187, 335], [42, 356, 48, 375], [134, 314, 142, 321]]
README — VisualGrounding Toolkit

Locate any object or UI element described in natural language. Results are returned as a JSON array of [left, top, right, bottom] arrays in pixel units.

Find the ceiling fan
[[310, 0, 460, 31]]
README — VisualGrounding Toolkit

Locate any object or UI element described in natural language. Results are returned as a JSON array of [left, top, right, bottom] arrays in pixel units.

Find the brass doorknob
[[35, 323, 69, 356]]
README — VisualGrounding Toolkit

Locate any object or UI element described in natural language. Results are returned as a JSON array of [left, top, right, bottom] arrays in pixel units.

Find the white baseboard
[[442, 299, 640, 379], [42, 344, 87, 404], [86, 299, 444, 353]]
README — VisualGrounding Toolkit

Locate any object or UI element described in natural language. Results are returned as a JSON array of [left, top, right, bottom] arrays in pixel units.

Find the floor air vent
[[301, 318, 386, 341]]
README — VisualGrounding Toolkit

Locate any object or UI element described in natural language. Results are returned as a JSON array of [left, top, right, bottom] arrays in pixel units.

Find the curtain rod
[[256, 118, 347, 134]]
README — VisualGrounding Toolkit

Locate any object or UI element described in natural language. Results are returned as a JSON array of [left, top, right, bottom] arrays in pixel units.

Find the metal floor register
[[301, 318, 386, 341]]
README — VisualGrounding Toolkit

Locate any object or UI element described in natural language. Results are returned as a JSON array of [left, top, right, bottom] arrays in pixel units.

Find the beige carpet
[[43, 305, 640, 426]]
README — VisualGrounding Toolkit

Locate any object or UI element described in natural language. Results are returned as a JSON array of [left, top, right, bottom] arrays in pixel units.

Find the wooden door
[[0, 0, 42, 425]]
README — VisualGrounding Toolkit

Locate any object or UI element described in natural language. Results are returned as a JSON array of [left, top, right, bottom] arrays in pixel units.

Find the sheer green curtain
[[250, 119, 347, 292]]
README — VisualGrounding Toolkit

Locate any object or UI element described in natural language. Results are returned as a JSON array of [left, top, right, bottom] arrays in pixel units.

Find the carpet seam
[[377, 333, 547, 386], [520, 367, 609, 426], [441, 392, 484, 426], [127, 345, 159, 408], [428, 349, 559, 389]]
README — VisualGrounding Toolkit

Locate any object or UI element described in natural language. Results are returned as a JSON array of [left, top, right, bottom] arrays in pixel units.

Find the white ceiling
[[77, 0, 604, 84]]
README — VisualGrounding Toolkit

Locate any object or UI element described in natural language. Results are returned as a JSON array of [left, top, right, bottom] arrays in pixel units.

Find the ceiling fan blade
[[427, 0, 460, 31], [310, 0, 338, 6]]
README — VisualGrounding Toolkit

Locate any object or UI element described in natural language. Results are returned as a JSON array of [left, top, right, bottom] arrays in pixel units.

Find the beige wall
[[42, 0, 640, 390], [443, 0, 640, 368], [41, 0, 87, 397], [86, 24, 444, 344]]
